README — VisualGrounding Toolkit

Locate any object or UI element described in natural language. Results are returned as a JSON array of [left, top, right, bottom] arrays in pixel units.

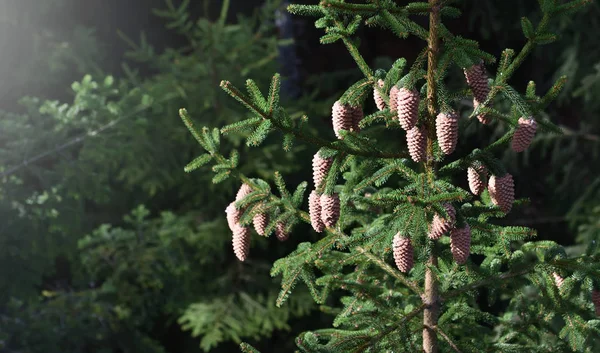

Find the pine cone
[[593, 290, 600, 316], [436, 111, 459, 155], [396, 88, 419, 131], [464, 62, 490, 104], [253, 212, 269, 236], [511, 117, 537, 152], [225, 202, 242, 231], [309, 190, 325, 233], [406, 126, 427, 163], [552, 272, 564, 289], [467, 163, 488, 195], [450, 224, 471, 265], [312, 153, 333, 192], [373, 79, 386, 111], [351, 105, 364, 133], [275, 222, 289, 242], [429, 203, 456, 240], [232, 225, 251, 261], [236, 183, 253, 201], [473, 101, 491, 125], [320, 193, 340, 228], [488, 173, 515, 214], [392, 233, 414, 273], [389, 85, 400, 112], [332, 100, 354, 139]]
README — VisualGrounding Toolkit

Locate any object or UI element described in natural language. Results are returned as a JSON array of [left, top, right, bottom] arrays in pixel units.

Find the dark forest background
[[0, 0, 599, 352]]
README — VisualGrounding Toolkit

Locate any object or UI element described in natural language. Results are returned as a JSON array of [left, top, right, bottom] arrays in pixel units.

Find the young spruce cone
[[429, 203, 456, 240], [389, 85, 400, 112], [275, 222, 289, 242], [593, 290, 600, 316], [488, 173, 515, 213], [450, 224, 471, 265], [373, 79, 386, 111], [552, 272, 564, 289], [312, 153, 333, 192], [473, 101, 491, 124], [236, 183, 253, 201], [252, 212, 269, 236], [465, 62, 491, 124], [436, 111, 459, 155], [406, 126, 427, 163], [225, 202, 242, 231], [320, 193, 340, 228], [309, 190, 325, 233], [232, 225, 251, 261], [511, 117, 537, 152], [396, 88, 419, 131], [332, 100, 353, 139], [351, 105, 364, 133], [392, 233, 414, 273], [467, 163, 488, 196]]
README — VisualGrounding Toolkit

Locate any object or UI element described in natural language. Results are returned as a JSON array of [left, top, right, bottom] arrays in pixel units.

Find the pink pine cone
[[332, 100, 354, 139], [465, 62, 491, 125], [593, 290, 600, 316], [467, 163, 488, 196], [511, 117, 537, 152], [275, 222, 289, 242], [373, 79, 386, 111], [389, 85, 400, 112], [312, 153, 333, 192], [225, 202, 242, 231], [552, 272, 564, 289], [450, 224, 471, 265], [253, 212, 269, 236], [351, 105, 364, 133], [436, 111, 459, 155], [429, 203, 456, 240], [309, 190, 325, 233], [406, 126, 427, 163], [396, 88, 419, 131], [473, 101, 491, 125], [488, 173, 515, 214], [320, 193, 340, 228], [232, 225, 251, 261], [392, 233, 414, 273], [236, 183, 253, 201]]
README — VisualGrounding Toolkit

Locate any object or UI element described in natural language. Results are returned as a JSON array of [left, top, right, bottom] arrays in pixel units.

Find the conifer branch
[[433, 325, 463, 353], [355, 246, 423, 296], [442, 266, 534, 301]]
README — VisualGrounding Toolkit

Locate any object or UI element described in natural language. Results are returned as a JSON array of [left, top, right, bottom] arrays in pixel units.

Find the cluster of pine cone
[[226, 183, 289, 261], [309, 153, 341, 232]]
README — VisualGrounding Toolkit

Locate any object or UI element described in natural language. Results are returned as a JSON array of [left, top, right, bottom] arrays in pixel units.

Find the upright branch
[[423, 1, 441, 352]]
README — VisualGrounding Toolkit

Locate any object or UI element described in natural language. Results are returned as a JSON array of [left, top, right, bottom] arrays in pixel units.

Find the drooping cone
[[232, 225, 251, 261], [252, 212, 269, 236], [473, 101, 491, 124], [309, 190, 325, 233], [488, 173, 515, 213], [465, 62, 491, 125], [312, 153, 333, 192], [373, 79, 386, 111], [552, 272, 564, 289], [436, 111, 459, 155], [226, 202, 242, 231], [332, 100, 354, 139], [593, 290, 600, 316], [396, 88, 419, 130], [392, 233, 414, 273], [389, 85, 400, 112], [275, 222, 289, 242], [320, 193, 340, 228], [450, 224, 471, 265], [236, 183, 253, 201], [351, 105, 364, 133], [511, 117, 537, 152], [406, 126, 427, 163], [467, 163, 488, 195], [429, 203, 456, 240]]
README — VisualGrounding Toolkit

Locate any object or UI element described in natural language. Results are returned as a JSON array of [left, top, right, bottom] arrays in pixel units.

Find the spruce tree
[[181, 0, 600, 351]]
